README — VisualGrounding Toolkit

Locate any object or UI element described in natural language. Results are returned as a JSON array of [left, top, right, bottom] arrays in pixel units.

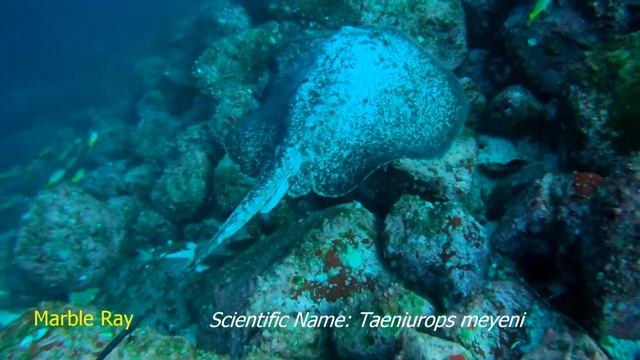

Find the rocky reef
[[0, 0, 639, 359]]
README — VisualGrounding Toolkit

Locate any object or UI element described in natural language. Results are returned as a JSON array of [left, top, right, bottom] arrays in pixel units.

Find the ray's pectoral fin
[[192, 150, 302, 268]]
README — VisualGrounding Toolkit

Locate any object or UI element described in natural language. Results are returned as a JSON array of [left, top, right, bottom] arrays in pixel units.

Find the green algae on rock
[[197, 26, 468, 262], [578, 32, 640, 153], [0, 302, 225, 359]]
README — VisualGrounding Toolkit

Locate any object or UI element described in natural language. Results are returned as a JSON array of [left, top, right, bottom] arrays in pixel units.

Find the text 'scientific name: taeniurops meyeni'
[[209, 311, 527, 331]]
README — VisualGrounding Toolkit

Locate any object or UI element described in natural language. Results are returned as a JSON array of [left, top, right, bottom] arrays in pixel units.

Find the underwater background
[[0, 0, 639, 359]]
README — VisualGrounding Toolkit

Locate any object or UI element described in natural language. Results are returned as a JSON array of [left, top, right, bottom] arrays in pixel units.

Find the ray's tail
[[191, 149, 302, 268]]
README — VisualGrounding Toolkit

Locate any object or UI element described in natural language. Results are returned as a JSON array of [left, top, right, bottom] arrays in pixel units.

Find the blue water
[[0, 0, 202, 169]]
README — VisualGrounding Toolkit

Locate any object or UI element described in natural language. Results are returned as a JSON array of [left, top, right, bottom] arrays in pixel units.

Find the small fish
[[88, 131, 99, 149], [528, 0, 552, 26], [47, 169, 67, 186], [71, 169, 86, 184]]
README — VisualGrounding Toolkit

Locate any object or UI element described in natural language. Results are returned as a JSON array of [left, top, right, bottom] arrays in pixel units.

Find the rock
[[108, 327, 227, 359], [567, 86, 618, 172], [175, 123, 224, 160], [172, 0, 251, 54], [457, 48, 514, 100], [523, 330, 609, 360], [129, 204, 177, 250], [398, 328, 473, 360], [475, 136, 558, 219], [82, 160, 129, 199], [14, 186, 125, 292], [358, 136, 478, 212], [244, 322, 329, 360], [132, 107, 181, 165], [151, 149, 212, 222], [384, 195, 488, 309], [212, 155, 257, 218], [85, 114, 132, 163], [391, 136, 478, 201], [483, 162, 552, 220], [0, 302, 226, 359], [359, 0, 467, 69], [476, 136, 521, 166], [486, 85, 544, 136], [503, 4, 600, 96], [0, 302, 120, 358], [461, 0, 499, 47], [269, 0, 360, 28], [491, 172, 604, 260], [579, 160, 640, 353], [600, 335, 640, 360], [183, 218, 222, 244], [333, 282, 436, 359], [194, 22, 295, 138], [490, 165, 640, 355], [459, 77, 487, 129], [269, 0, 467, 68], [569, 32, 640, 168], [195, 202, 390, 356], [97, 251, 197, 340], [119, 164, 157, 197], [243, 202, 389, 353], [587, 0, 631, 33], [491, 173, 565, 257], [445, 281, 575, 359]]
